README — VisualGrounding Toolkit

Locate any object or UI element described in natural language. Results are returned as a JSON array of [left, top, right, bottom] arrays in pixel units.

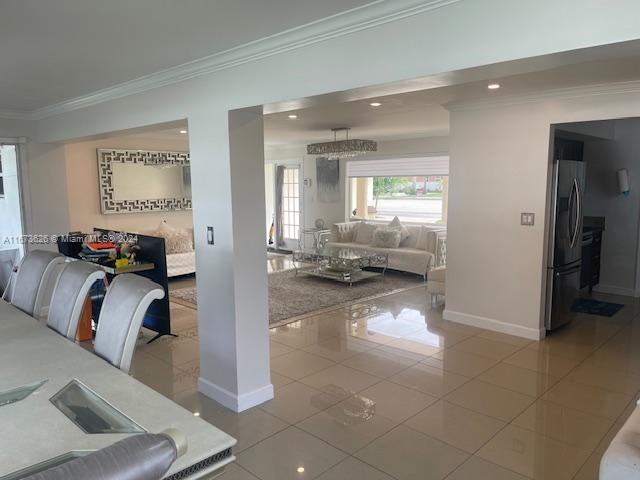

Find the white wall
[[582, 119, 640, 296], [64, 133, 192, 233], [23, 143, 70, 252], [446, 90, 640, 340]]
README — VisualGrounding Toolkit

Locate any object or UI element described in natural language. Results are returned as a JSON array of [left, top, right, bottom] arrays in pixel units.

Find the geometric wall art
[[97, 149, 192, 214]]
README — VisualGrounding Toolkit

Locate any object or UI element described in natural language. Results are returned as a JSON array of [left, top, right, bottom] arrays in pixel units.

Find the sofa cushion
[[389, 216, 410, 242], [354, 222, 377, 245], [371, 227, 402, 248]]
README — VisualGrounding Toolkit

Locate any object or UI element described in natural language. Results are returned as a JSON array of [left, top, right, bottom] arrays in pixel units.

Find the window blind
[[346, 155, 449, 177]]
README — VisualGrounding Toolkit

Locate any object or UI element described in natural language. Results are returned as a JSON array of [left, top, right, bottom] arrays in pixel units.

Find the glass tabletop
[[50, 379, 145, 434], [295, 246, 385, 260], [0, 379, 48, 407]]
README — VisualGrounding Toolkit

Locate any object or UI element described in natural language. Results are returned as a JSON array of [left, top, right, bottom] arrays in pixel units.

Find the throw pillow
[[388, 216, 410, 242], [155, 221, 194, 254], [354, 222, 377, 245], [371, 227, 402, 249]]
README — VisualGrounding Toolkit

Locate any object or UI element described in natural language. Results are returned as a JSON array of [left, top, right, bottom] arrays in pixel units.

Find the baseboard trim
[[443, 309, 543, 340], [593, 284, 635, 297], [198, 377, 274, 413]]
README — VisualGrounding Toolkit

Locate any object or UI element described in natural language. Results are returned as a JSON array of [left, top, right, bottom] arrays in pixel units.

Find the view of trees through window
[[350, 175, 448, 224]]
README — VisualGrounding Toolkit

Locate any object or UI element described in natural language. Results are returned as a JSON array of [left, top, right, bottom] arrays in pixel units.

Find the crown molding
[[445, 80, 640, 112], [0, 0, 462, 122], [0, 109, 31, 121]]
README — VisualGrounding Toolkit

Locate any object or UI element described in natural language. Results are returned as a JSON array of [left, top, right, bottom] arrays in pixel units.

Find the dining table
[[0, 299, 236, 479]]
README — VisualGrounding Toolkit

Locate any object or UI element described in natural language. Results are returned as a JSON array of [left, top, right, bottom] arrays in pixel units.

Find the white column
[[189, 106, 272, 412]]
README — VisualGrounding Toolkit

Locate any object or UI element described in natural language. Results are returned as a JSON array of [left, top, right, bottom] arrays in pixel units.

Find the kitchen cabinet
[[581, 227, 603, 292]]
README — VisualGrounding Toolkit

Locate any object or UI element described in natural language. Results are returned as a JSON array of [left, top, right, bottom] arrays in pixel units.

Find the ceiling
[[0, 0, 371, 111], [86, 42, 640, 148], [264, 52, 640, 146]]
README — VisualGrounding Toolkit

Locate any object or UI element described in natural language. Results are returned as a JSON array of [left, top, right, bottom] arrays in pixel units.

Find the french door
[[278, 165, 302, 251]]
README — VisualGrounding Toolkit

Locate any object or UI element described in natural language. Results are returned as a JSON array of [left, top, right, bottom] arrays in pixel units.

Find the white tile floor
[[120, 274, 640, 480]]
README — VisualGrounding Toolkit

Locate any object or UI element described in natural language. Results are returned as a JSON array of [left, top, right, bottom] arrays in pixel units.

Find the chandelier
[[307, 128, 377, 159]]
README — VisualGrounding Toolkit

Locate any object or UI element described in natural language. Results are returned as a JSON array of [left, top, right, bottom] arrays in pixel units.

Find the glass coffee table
[[292, 246, 388, 286]]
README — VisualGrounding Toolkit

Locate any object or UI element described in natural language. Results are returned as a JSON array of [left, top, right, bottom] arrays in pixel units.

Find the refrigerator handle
[[568, 180, 576, 247], [571, 178, 581, 248]]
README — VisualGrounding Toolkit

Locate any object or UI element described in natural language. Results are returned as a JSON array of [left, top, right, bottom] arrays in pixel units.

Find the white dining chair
[[10, 250, 65, 318], [47, 261, 106, 340], [93, 274, 165, 373]]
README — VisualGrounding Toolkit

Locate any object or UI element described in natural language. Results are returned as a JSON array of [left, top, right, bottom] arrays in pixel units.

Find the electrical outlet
[[521, 213, 535, 226]]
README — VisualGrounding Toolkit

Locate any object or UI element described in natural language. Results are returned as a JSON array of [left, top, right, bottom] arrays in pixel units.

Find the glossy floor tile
[[237, 427, 347, 480], [444, 379, 535, 422], [404, 400, 506, 453], [355, 425, 469, 480], [389, 363, 470, 397], [477, 424, 591, 479], [132, 284, 640, 480], [511, 399, 613, 451]]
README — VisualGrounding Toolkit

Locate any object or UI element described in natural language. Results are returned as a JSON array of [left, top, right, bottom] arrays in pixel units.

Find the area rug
[[571, 298, 624, 317], [170, 269, 424, 327]]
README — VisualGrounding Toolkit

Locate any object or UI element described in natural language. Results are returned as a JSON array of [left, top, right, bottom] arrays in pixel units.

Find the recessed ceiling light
[[296, 467, 305, 474], [288, 114, 298, 119], [179, 129, 188, 134], [487, 83, 501, 90], [369, 102, 382, 107], [193, 411, 200, 417]]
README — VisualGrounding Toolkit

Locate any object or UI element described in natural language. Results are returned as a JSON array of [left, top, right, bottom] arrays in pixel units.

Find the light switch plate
[[521, 213, 535, 226], [207, 226, 214, 245]]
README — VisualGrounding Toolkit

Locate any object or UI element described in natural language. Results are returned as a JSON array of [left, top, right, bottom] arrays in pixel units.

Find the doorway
[[0, 143, 25, 296], [266, 162, 302, 251]]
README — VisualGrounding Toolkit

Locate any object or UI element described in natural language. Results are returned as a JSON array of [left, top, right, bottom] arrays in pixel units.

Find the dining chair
[[0, 248, 19, 301], [93, 274, 165, 373], [47, 261, 106, 340], [10, 250, 65, 318], [22, 429, 186, 480]]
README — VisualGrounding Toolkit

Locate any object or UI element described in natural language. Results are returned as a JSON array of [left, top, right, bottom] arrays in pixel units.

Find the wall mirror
[[98, 149, 191, 214]]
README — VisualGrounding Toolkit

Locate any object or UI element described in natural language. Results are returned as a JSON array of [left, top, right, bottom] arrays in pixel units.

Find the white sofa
[[601, 401, 640, 479], [326, 221, 446, 278], [144, 223, 196, 278]]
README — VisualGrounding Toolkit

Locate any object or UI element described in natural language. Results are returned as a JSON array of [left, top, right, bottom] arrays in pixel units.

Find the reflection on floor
[[130, 287, 640, 480]]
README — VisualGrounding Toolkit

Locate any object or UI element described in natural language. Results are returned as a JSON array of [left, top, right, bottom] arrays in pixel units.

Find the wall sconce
[[617, 168, 630, 196]]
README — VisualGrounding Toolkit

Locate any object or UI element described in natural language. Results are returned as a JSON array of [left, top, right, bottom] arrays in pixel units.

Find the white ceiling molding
[[0, 109, 30, 120], [0, 0, 462, 122], [445, 80, 640, 112]]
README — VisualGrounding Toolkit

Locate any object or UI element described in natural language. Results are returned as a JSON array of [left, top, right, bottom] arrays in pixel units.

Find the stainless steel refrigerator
[[545, 160, 586, 331]]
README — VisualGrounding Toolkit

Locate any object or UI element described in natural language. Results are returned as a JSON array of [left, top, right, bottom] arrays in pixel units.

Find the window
[[349, 175, 448, 224], [347, 156, 449, 224]]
